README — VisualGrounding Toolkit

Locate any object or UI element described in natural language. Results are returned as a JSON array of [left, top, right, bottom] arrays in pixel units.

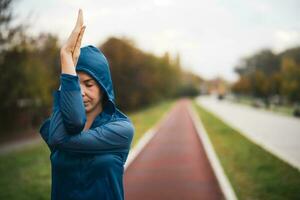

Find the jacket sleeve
[[48, 92, 134, 153], [39, 118, 54, 152], [48, 74, 134, 153], [59, 73, 86, 134], [38, 73, 86, 151]]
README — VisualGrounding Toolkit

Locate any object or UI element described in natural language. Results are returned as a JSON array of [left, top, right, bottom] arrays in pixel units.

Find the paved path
[[197, 96, 300, 170], [0, 135, 41, 155], [124, 99, 224, 200]]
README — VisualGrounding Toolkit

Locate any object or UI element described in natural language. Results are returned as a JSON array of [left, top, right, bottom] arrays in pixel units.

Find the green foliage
[[233, 47, 300, 103], [280, 58, 300, 102], [0, 0, 61, 133], [0, 34, 61, 132], [235, 49, 280, 76], [176, 72, 202, 97], [101, 37, 187, 111]]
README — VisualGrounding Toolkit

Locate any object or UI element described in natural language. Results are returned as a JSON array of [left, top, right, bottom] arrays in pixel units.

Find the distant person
[[39, 9, 134, 200]]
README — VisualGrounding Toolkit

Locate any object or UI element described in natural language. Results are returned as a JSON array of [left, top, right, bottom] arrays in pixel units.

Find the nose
[[80, 84, 85, 96]]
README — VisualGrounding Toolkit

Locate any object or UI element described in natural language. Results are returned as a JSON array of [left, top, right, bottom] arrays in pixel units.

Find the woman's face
[[77, 72, 103, 114]]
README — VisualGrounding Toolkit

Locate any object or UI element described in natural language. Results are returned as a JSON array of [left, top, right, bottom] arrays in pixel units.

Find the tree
[[0, 0, 61, 132], [234, 49, 280, 96], [235, 49, 280, 76], [280, 57, 300, 102], [232, 48, 297, 102], [232, 76, 251, 95], [100, 37, 183, 111], [0, 0, 25, 52]]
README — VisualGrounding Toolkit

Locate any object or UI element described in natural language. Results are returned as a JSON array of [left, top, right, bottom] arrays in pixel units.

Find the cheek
[[89, 87, 102, 100]]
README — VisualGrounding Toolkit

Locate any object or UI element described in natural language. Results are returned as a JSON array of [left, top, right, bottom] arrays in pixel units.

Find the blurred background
[[1, 0, 299, 137], [0, 0, 300, 199]]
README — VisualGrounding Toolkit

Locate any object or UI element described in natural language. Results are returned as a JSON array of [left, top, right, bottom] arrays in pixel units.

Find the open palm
[[61, 9, 86, 66]]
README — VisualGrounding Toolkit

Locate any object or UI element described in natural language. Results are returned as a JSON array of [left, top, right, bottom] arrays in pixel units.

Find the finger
[[72, 26, 86, 53], [66, 10, 83, 51], [75, 26, 86, 50], [69, 9, 83, 39], [72, 26, 86, 64], [75, 9, 83, 31]]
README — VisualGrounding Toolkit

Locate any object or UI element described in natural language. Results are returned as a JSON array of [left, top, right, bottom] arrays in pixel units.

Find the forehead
[[77, 71, 95, 82]]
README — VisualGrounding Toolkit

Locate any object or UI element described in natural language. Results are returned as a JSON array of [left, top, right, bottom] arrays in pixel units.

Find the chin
[[84, 106, 91, 113], [85, 109, 91, 114]]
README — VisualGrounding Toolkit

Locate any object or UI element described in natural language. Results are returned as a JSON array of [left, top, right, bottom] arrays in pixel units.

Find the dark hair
[[101, 91, 108, 108]]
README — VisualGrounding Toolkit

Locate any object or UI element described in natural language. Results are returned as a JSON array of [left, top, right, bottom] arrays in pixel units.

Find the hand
[[61, 9, 86, 66]]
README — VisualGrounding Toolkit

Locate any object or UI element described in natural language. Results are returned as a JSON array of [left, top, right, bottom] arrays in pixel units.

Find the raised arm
[[39, 72, 86, 149], [60, 8, 86, 75], [57, 9, 87, 132], [40, 74, 134, 154], [59, 73, 86, 134], [46, 90, 134, 154]]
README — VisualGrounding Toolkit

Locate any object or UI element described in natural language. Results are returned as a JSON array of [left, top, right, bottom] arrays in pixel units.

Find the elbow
[[48, 137, 59, 146], [48, 133, 62, 146], [65, 117, 86, 134], [48, 130, 69, 147], [61, 108, 86, 134], [60, 102, 86, 133], [124, 122, 135, 148]]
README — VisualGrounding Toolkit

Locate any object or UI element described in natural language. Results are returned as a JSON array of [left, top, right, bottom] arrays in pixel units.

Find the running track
[[124, 99, 224, 200]]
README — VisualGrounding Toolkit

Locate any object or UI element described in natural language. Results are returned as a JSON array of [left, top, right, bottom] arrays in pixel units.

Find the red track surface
[[124, 99, 224, 200]]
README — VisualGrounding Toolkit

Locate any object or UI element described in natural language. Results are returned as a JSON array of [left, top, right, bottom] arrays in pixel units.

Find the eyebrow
[[83, 79, 95, 83]]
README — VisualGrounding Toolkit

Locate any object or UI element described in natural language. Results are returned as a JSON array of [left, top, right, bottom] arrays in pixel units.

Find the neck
[[84, 104, 103, 131]]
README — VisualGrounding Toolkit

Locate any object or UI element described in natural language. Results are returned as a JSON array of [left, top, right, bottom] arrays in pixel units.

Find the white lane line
[[188, 103, 238, 200]]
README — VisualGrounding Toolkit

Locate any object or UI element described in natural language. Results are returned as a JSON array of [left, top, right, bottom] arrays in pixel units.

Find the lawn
[[0, 99, 175, 200], [193, 101, 300, 200]]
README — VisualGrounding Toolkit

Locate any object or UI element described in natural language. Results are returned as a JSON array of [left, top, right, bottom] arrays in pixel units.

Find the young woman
[[39, 9, 134, 200]]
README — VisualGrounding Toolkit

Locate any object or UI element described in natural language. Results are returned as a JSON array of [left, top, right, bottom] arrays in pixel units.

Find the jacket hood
[[76, 45, 116, 115]]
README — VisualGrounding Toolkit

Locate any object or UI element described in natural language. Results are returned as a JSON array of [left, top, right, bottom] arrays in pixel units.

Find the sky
[[13, 0, 300, 82]]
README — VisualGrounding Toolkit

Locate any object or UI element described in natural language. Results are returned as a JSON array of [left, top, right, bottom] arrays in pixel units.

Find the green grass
[[0, 144, 51, 200], [0, 100, 175, 200], [193, 101, 300, 200]]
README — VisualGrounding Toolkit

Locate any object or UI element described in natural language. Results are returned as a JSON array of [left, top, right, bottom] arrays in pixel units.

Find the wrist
[[60, 50, 76, 75], [60, 46, 73, 57], [60, 48, 73, 63]]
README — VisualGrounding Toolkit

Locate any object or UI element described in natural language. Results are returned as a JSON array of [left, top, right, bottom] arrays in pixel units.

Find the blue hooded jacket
[[39, 45, 134, 200]]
